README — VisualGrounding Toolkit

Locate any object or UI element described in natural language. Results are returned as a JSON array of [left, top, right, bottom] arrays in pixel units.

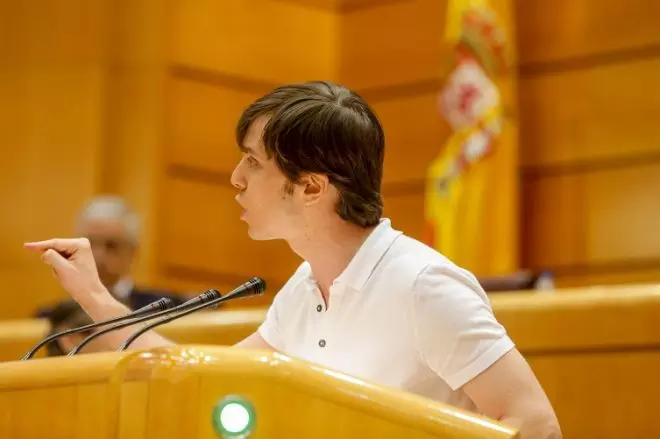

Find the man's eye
[[247, 156, 259, 166]]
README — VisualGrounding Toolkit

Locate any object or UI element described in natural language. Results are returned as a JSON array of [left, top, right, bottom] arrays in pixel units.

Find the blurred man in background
[[35, 195, 184, 319]]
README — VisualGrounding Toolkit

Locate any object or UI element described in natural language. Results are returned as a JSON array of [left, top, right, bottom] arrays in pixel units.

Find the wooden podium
[[0, 345, 517, 439]]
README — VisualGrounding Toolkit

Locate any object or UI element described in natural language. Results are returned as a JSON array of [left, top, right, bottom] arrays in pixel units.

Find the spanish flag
[[424, 0, 518, 276]]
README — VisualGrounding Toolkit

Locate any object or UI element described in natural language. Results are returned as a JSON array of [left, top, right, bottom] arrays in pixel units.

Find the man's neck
[[288, 219, 376, 303]]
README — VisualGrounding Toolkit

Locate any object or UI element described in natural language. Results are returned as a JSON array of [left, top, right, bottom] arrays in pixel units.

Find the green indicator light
[[212, 395, 256, 439]]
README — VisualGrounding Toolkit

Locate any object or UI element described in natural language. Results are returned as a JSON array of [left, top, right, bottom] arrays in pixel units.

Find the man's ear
[[301, 173, 330, 206]]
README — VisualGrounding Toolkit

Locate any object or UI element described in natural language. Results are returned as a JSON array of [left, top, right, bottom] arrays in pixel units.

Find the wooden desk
[[494, 285, 660, 439], [2, 284, 659, 438], [0, 346, 516, 439]]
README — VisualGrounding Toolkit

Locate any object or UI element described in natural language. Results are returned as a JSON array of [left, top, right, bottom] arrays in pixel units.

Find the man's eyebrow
[[238, 144, 255, 154]]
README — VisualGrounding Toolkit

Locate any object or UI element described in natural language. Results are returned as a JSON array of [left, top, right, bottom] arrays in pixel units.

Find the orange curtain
[[424, 0, 519, 276]]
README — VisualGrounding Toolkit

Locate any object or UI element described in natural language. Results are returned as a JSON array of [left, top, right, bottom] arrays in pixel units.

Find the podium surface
[[0, 345, 516, 438]]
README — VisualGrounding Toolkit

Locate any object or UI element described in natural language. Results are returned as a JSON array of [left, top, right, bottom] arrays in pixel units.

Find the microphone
[[66, 287, 223, 356], [21, 297, 176, 360], [116, 276, 266, 351]]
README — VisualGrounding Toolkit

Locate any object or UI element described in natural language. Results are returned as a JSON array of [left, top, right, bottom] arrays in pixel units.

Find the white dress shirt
[[258, 218, 514, 411]]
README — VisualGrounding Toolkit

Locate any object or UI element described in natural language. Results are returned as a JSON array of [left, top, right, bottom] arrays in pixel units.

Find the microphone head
[[155, 297, 176, 312], [200, 289, 221, 303], [222, 277, 267, 300], [245, 276, 267, 296]]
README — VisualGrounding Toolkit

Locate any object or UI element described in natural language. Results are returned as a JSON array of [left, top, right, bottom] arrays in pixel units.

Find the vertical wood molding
[[100, 0, 169, 285]]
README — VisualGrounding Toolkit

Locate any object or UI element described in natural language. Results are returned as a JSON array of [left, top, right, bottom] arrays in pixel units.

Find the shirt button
[[318, 339, 326, 348], [316, 304, 323, 312]]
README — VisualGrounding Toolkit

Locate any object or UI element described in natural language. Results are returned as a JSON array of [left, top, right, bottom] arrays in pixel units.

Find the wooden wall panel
[[557, 268, 660, 288], [520, 57, 660, 167], [100, 0, 170, 286], [159, 177, 301, 298], [339, 0, 447, 90], [171, 0, 336, 84], [0, 1, 109, 318], [516, 0, 660, 65], [383, 191, 425, 241], [518, 0, 660, 286], [522, 173, 583, 269], [371, 92, 449, 184], [586, 164, 660, 261], [529, 352, 660, 439], [524, 162, 660, 276], [271, 0, 410, 13], [166, 77, 260, 173]]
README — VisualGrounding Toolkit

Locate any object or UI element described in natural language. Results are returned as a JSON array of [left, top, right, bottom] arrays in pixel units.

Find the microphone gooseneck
[[21, 297, 176, 360], [116, 277, 266, 352], [66, 288, 222, 356]]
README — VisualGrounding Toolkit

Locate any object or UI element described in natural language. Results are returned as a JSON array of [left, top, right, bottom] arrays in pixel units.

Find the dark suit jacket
[[35, 286, 187, 320]]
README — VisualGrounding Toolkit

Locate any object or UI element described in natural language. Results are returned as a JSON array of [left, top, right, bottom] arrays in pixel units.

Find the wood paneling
[[270, 0, 410, 13], [0, 1, 109, 318], [523, 162, 660, 271], [159, 177, 300, 295], [340, 0, 517, 90], [372, 92, 449, 184], [530, 353, 660, 439], [518, 0, 660, 286], [339, 0, 448, 90], [516, 0, 660, 65], [494, 286, 660, 352], [493, 287, 660, 439], [170, 0, 336, 84], [166, 77, 261, 173], [520, 57, 660, 167], [557, 268, 660, 288], [101, 0, 169, 285], [383, 190, 425, 241], [522, 173, 584, 269]]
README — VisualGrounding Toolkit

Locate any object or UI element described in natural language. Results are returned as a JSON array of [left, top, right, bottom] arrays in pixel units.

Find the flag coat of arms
[[424, 0, 519, 276]]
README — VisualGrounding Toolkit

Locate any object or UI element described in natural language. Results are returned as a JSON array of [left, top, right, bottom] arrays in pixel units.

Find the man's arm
[[77, 290, 175, 351], [24, 238, 286, 353], [24, 238, 175, 352], [412, 264, 561, 439], [462, 349, 561, 439]]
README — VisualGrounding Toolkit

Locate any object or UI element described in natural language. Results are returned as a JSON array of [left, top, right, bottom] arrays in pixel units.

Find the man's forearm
[[77, 291, 174, 352]]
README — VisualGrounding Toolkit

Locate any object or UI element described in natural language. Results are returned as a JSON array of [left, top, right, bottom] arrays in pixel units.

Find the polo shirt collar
[[333, 218, 402, 292]]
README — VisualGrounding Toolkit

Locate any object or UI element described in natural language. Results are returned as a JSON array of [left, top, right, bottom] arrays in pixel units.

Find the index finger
[[24, 238, 86, 253]]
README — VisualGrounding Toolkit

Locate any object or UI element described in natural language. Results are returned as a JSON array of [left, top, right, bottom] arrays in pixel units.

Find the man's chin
[[246, 225, 276, 241]]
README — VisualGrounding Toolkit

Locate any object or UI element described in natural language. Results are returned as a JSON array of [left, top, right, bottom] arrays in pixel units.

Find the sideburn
[[281, 180, 295, 198]]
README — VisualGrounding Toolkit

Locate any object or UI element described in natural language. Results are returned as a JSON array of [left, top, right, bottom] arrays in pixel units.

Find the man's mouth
[[235, 195, 247, 219]]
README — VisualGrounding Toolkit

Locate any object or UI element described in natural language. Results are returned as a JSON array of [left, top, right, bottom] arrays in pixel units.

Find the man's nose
[[230, 165, 246, 191]]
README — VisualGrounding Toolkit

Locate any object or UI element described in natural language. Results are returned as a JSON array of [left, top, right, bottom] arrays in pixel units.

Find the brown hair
[[236, 81, 385, 227]]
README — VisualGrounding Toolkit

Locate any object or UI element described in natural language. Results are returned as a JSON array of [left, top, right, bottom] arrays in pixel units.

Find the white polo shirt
[[258, 218, 514, 411]]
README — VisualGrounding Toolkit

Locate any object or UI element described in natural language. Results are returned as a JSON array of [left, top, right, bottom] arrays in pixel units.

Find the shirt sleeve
[[412, 263, 515, 391], [257, 291, 285, 352]]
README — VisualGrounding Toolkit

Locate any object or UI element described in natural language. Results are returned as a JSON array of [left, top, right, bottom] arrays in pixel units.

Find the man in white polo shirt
[[27, 81, 560, 439]]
